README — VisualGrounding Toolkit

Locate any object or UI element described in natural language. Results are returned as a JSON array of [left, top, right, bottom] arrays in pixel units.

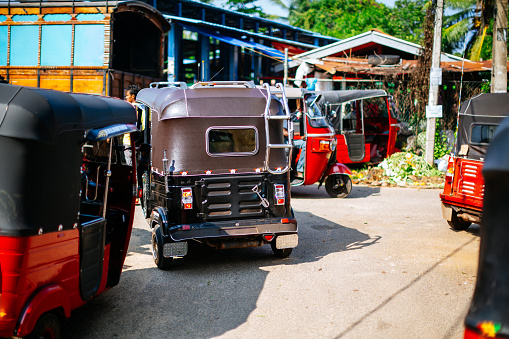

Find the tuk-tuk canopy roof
[[456, 93, 509, 160], [137, 87, 282, 120], [0, 84, 137, 144], [312, 90, 388, 106]]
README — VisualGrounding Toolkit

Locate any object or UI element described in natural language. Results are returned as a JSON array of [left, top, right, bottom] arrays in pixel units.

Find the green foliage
[[226, 0, 265, 16], [434, 121, 454, 159], [287, 0, 426, 43], [379, 152, 443, 183]]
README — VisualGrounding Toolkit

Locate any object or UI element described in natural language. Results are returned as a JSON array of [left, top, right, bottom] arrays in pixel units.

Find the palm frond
[[443, 18, 471, 44], [446, 0, 476, 10], [467, 25, 487, 61], [266, 0, 290, 11]]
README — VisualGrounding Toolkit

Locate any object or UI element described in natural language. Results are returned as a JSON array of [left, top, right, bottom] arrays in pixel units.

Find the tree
[[285, 0, 426, 43], [225, 0, 266, 16], [441, 0, 496, 60]]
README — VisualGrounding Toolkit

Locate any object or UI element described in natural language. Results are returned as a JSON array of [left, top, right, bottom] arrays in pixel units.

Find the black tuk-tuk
[[136, 81, 298, 269], [0, 84, 138, 338], [464, 114, 509, 339]]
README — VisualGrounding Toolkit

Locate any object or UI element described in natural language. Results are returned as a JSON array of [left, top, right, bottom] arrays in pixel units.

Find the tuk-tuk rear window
[[470, 124, 497, 145], [207, 127, 258, 156]]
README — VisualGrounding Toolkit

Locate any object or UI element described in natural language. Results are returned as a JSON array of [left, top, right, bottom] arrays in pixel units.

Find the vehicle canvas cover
[[0, 84, 136, 237], [455, 93, 509, 161], [137, 87, 287, 175]]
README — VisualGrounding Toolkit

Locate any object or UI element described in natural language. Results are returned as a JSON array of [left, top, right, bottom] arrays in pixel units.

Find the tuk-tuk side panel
[[335, 135, 370, 164], [303, 123, 335, 186], [0, 230, 80, 337], [0, 133, 82, 237]]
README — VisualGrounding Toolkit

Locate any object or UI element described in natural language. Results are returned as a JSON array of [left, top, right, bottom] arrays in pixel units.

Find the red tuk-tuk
[[319, 90, 399, 165], [440, 93, 509, 230], [464, 113, 509, 339], [0, 84, 138, 338], [284, 89, 353, 198]]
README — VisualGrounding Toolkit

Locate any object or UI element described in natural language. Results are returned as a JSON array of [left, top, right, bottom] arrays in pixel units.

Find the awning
[[180, 23, 284, 60]]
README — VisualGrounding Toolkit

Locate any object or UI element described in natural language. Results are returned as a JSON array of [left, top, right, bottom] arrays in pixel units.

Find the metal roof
[[285, 30, 465, 70], [166, 15, 323, 51]]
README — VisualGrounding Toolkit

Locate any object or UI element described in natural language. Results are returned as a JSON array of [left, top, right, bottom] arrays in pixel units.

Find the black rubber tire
[[447, 210, 472, 231], [141, 173, 150, 219], [325, 174, 352, 198], [271, 239, 293, 258], [151, 225, 173, 269], [25, 313, 60, 339]]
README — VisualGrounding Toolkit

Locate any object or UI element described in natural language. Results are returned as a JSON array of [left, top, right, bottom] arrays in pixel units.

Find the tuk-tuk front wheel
[[325, 174, 352, 198], [151, 225, 173, 269], [448, 210, 472, 231], [25, 312, 60, 339]]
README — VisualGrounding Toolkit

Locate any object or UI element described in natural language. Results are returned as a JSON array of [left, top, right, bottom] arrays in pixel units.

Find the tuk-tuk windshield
[[305, 94, 331, 128]]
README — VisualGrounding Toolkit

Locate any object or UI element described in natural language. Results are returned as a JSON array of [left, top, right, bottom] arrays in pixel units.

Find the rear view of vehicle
[[440, 93, 509, 230], [136, 81, 297, 269]]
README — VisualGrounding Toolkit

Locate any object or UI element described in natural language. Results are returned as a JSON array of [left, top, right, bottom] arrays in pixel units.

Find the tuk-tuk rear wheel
[[25, 312, 60, 339], [271, 241, 293, 258], [325, 175, 352, 198], [447, 210, 472, 231], [151, 226, 173, 269]]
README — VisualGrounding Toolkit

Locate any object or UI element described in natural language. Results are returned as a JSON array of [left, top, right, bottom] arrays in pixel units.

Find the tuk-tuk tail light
[[274, 184, 285, 205], [445, 159, 455, 184], [181, 187, 193, 210]]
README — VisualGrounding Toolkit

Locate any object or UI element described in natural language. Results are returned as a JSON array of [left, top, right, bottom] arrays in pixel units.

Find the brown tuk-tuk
[[136, 81, 298, 269]]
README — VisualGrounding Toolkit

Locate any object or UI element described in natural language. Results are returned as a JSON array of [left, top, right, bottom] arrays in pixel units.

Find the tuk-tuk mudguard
[[150, 206, 169, 235], [324, 163, 352, 177], [16, 284, 71, 337]]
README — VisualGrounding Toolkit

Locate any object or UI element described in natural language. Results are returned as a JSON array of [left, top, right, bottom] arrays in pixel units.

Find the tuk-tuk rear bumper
[[166, 217, 298, 242]]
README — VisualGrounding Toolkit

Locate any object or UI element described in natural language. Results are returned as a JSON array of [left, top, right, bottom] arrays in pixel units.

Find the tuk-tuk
[[136, 81, 298, 269], [281, 88, 353, 198], [464, 114, 509, 339], [440, 93, 509, 230], [318, 90, 399, 165], [0, 84, 138, 338]]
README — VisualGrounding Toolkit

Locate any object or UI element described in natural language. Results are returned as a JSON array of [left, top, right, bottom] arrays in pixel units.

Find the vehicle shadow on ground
[[291, 184, 380, 199], [62, 210, 380, 339]]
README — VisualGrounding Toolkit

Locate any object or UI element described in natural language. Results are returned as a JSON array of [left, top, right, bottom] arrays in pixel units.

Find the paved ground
[[63, 185, 480, 339]]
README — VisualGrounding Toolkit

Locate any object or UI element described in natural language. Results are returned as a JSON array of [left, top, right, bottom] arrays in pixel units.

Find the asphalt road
[[63, 185, 480, 339]]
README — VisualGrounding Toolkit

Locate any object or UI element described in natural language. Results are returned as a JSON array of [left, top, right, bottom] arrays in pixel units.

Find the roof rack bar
[[190, 81, 255, 88]]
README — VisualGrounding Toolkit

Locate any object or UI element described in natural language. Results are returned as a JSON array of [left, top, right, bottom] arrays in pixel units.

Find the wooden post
[[491, 0, 508, 93], [425, 0, 444, 165]]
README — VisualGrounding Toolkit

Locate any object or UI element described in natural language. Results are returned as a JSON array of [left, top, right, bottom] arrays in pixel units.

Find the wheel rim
[[40, 327, 56, 339], [332, 177, 346, 193], [152, 234, 158, 260]]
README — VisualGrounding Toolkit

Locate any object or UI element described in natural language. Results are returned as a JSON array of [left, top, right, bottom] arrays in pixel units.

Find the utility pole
[[425, 0, 444, 165], [491, 0, 508, 93]]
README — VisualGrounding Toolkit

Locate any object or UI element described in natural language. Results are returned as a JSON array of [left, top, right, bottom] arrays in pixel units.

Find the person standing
[[123, 85, 140, 165]]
